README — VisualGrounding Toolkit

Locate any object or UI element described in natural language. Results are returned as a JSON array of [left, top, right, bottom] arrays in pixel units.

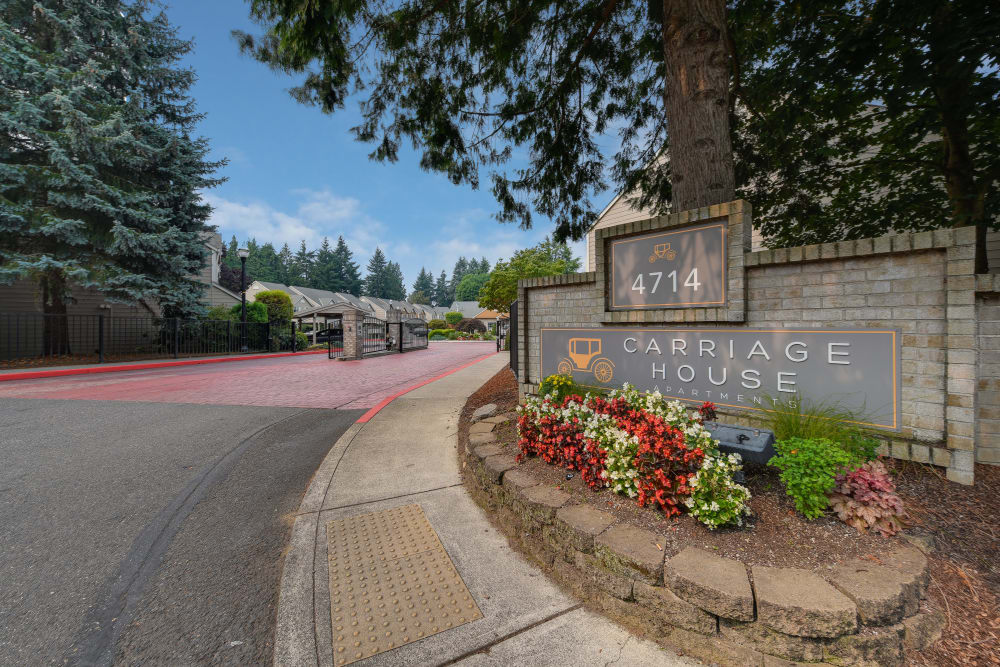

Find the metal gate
[[400, 318, 428, 351], [325, 327, 344, 359], [362, 314, 388, 356], [508, 300, 518, 378]]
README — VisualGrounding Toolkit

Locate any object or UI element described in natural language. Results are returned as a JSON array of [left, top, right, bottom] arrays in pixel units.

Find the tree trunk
[[660, 0, 735, 213], [40, 269, 71, 357], [930, 4, 987, 271]]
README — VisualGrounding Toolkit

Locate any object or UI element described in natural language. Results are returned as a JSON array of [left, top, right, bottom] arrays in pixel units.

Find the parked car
[[314, 327, 341, 344]]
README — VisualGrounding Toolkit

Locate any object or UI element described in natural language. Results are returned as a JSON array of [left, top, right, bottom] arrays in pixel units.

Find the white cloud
[[204, 189, 586, 286], [205, 189, 388, 258]]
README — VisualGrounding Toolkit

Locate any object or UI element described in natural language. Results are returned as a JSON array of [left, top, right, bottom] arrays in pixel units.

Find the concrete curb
[[0, 349, 328, 382]]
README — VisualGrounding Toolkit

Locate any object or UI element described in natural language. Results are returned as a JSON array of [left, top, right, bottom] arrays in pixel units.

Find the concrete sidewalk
[[274, 353, 698, 666]]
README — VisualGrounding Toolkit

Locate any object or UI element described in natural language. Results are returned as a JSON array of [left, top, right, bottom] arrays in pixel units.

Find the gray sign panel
[[610, 220, 726, 309], [541, 327, 900, 430]]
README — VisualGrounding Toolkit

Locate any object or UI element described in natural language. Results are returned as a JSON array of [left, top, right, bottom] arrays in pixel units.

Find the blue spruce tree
[[0, 0, 224, 351]]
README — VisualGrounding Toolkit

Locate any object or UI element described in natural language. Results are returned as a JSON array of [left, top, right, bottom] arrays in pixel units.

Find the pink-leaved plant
[[828, 460, 906, 537]]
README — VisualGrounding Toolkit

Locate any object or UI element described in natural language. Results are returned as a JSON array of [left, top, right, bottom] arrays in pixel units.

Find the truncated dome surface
[[326, 504, 482, 665]]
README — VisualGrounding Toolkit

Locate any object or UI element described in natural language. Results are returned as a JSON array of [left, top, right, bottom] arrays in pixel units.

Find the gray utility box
[[704, 422, 776, 465]]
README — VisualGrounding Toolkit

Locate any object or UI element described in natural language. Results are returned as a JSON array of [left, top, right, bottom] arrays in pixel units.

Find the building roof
[[360, 296, 391, 315], [331, 292, 371, 311], [474, 308, 502, 319], [255, 281, 291, 292], [288, 285, 340, 307], [448, 301, 483, 318]]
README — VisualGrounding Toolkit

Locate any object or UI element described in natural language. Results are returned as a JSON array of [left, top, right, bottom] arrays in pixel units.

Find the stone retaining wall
[[464, 437, 945, 667], [516, 200, 999, 484]]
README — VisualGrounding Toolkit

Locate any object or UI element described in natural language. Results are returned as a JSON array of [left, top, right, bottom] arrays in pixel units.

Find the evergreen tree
[[224, 236, 241, 269], [311, 237, 337, 290], [433, 270, 449, 306], [733, 0, 1000, 263], [363, 247, 389, 297], [247, 241, 282, 282], [1, 0, 224, 338], [448, 257, 469, 302], [411, 268, 434, 300], [277, 242, 293, 284], [409, 290, 430, 305], [385, 261, 406, 300], [333, 236, 362, 295], [286, 239, 313, 286], [238, 0, 737, 240]]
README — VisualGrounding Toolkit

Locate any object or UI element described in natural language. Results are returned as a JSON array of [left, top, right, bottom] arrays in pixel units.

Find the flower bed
[[517, 385, 751, 529], [460, 368, 997, 666]]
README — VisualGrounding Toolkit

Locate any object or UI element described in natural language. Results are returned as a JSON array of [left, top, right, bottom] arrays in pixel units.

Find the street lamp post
[[238, 247, 249, 352]]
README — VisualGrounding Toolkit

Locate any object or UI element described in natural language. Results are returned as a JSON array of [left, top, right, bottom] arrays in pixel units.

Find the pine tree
[[288, 240, 313, 286], [277, 242, 293, 284], [247, 241, 281, 282], [385, 261, 406, 300], [237, 0, 737, 240], [311, 237, 337, 290], [224, 236, 242, 270], [411, 268, 433, 301], [333, 236, 362, 295], [363, 247, 389, 297], [1, 0, 224, 340], [448, 257, 469, 302], [433, 270, 449, 307]]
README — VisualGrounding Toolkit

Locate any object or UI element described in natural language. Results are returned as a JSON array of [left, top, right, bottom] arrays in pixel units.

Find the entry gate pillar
[[341, 309, 364, 360]]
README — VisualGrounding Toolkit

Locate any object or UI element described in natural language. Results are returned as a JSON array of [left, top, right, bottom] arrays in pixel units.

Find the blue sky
[[166, 2, 593, 286]]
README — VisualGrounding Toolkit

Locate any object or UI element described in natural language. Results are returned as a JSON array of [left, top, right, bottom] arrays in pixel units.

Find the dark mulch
[[460, 368, 1000, 665], [889, 460, 1000, 666]]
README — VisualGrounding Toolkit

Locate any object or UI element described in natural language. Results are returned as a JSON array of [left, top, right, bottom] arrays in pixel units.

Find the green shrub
[[295, 331, 309, 350], [427, 318, 447, 330], [206, 305, 236, 321], [229, 301, 267, 323], [429, 328, 452, 338], [255, 289, 293, 321], [762, 396, 880, 465], [430, 334, 448, 341], [538, 373, 586, 402], [444, 311, 463, 326], [446, 329, 460, 340], [769, 437, 855, 519]]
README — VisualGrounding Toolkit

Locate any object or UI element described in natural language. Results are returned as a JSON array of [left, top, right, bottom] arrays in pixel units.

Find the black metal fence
[[496, 316, 509, 353], [325, 327, 345, 359], [508, 300, 518, 378], [362, 314, 388, 356], [0, 312, 299, 367], [399, 318, 428, 352]]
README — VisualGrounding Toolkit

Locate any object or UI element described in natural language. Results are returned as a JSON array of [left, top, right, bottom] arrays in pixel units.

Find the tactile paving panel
[[327, 504, 482, 665]]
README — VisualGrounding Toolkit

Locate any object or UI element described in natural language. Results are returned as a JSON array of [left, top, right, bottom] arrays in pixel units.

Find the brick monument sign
[[516, 200, 996, 484]]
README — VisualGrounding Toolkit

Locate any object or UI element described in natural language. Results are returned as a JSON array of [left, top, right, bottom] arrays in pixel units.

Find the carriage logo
[[557, 338, 615, 384], [649, 242, 677, 263]]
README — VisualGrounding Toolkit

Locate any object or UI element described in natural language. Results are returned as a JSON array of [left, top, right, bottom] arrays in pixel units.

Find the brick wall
[[977, 293, 1000, 464], [746, 251, 947, 443]]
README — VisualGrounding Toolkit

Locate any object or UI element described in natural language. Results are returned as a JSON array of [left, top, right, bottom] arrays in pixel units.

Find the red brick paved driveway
[[0, 342, 497, 410]]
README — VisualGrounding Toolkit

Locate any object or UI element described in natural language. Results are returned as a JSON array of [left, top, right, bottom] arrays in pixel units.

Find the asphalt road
[[0, 398, 360, 666]]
